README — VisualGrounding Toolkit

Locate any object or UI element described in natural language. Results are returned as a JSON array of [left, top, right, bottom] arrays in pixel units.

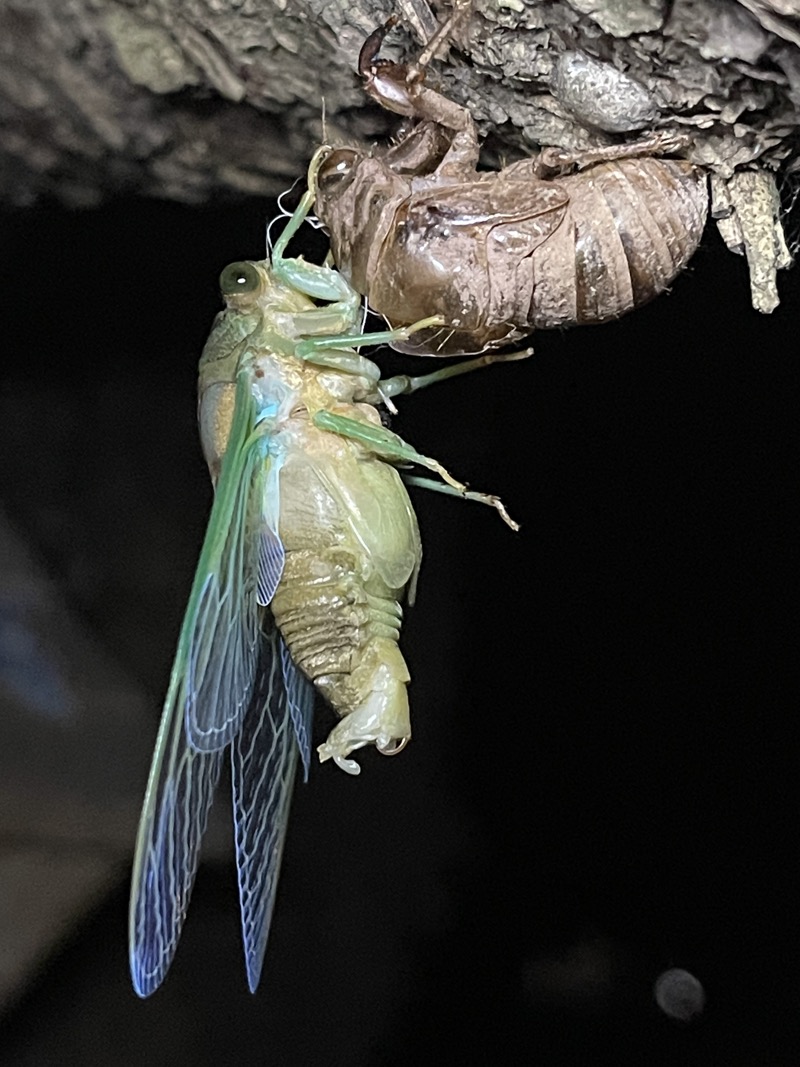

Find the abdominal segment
[[270, 433, 421, 772]]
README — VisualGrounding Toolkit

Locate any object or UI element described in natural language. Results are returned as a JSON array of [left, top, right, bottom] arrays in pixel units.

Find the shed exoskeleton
[[314, 15, 709, 357]]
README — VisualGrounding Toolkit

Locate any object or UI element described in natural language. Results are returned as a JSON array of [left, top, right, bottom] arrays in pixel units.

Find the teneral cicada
[[314, 15, 709, 356], [129, 149, 519, 997]]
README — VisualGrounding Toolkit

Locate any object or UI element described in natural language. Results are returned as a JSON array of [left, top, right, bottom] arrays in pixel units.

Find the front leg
[[359, 11, 480, 174]]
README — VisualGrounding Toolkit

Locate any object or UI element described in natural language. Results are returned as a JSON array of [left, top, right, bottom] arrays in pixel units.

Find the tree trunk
[[2, 0, 799, 208]]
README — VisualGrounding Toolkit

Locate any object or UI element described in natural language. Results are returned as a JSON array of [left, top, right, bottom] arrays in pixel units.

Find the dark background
[[0, 186, 798, 1065]]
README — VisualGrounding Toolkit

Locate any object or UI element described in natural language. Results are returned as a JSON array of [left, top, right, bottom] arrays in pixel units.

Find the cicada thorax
[[266, 414, 422, 768], [528, 156, 708, 329]]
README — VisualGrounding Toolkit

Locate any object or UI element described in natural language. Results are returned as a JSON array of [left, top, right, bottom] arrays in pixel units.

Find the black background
[[0, 184, 798, 1065]]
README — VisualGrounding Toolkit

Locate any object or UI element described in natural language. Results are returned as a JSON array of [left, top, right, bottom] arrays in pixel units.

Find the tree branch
[[1, 0, 798, 208]]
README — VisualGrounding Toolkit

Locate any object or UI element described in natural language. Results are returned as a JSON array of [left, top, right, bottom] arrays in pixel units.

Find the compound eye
[[317, 149, 359, 194], [219, 261, 259, 296]]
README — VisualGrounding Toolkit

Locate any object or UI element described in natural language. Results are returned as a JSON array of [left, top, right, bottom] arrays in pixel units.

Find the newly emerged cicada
[[129, 149, 519, 997], [314, 15, 709, 356]]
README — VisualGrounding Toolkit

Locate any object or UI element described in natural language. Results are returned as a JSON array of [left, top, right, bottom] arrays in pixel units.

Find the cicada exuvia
[[314, 15, 709, 356]]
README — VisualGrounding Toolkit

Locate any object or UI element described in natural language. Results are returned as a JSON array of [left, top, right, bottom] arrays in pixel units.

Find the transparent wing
[[280, 637, 313, 780], [182, 374, 281, 753], [129, 713, 225, 997], [232, 623, 315, 993], [130, 373, 277, 996]]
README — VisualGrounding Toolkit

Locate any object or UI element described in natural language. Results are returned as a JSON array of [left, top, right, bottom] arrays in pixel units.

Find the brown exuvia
[[314, 16, 709, 357]]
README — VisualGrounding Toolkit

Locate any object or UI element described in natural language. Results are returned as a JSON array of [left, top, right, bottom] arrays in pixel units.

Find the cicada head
[[315, 148, 410, 297], [214, 258, 316, 319], [218, 260, 307, 313]]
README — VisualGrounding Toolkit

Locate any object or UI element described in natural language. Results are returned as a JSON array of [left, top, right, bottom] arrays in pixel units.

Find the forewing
[[232, 623, 315, 992], [182, 374, 281, 752], [129, 696, 225, 997], [130, 373, 277, 995]]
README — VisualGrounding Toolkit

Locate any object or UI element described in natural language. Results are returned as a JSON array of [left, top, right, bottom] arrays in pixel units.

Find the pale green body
[[198, 273, 422, 768], [129, 150, 520, 997]]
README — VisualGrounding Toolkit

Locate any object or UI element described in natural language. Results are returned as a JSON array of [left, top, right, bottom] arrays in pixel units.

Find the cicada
[[314, 15, 709, 356], [129, 149, 519, 997]]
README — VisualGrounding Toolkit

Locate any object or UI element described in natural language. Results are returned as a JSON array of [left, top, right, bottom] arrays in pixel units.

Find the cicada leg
[[274, 149, 451, 350], [294, 315, 445, 362], [535, 130, 692, 176], [401, 474, 518, 531], [377, 348, 533, 400], [312, 409, 519, 531], [411, 0, 473, 75], [358, 6, 479, 174]]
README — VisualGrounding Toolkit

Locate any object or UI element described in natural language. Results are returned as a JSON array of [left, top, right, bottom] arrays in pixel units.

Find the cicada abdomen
[[526, 155, 708, 329]]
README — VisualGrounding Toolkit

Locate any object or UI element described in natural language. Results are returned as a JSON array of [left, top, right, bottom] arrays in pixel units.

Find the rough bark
[[1, 0, 799, 209]]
